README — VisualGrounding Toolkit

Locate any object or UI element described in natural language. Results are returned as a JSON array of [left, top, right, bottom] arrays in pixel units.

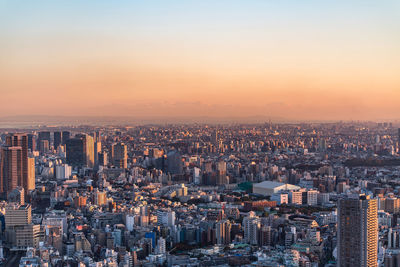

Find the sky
[[0, 0, 399, 121]]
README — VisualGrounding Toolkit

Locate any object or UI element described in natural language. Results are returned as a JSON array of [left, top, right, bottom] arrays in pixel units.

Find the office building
[[27, 134, 36, 152], [53, 131, 62, 149], [112, 143, 127, 168], [55, 164, 72, 180], [0, 134, 31, 196], [39, 140, 49, 153], [337, 195, 378, 267], [66, 134, 94, 168], [0, 146, 22, 195], [62, 131, 70, 145], [38, 131, 50, 146]]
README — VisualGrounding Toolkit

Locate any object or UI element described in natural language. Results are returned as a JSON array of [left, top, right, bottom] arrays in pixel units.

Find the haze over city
[[1, 0, 400, 121]]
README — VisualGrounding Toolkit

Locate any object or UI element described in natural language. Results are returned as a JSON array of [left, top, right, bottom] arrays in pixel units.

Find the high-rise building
[[216, 160, 228, 185], [66, 134, 94, 168], [98, 151, 108, 167], [55, 164, 72, 180], [27, 157, 35, 192], [216, 220, 231, 245], [27, 134, 36, 152], [337, 195, 378, 267], [398, 128, 400, 142], [5, 204, 43, 249], [5, 203, 32, 226], [94, 189, 107, 206], [0, 146, 22, 195], [243, 211, 260, 245], [156, 210, 175, 227], [53, 131, 62, 149], [39, 140, 49, 153], [111, 143, 127, 168], [1, 134, 31, 196], [166, 150, 182, 175], [66, 138, 84, 167], [38, 131, 50, 146], [94, 142, 102, 168], [62, 131, 70, 145]]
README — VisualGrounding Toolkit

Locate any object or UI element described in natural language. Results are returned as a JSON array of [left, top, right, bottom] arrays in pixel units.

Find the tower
[[1, 134, 31, 196], [337, 195, 378, 267]]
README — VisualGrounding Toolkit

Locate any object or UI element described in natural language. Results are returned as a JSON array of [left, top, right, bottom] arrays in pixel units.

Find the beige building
[[27, 157, 35, 192], [5, 204, 31, 226], [5, 204, 44, 249]]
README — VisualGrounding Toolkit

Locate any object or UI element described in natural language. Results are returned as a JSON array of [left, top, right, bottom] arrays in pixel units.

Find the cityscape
[[1, 123, 400, 266], [1, 1, 400, 267]]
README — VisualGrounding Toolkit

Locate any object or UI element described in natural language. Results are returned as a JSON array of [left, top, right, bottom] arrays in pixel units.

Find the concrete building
[[337, 195, 378, 267], [253, 181, 300, 196]]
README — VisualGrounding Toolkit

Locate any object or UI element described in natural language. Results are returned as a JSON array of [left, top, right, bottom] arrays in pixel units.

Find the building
[[37, 132, 50, 147], [307, 190, 319, 206], [39, 140, 49, 153], [53, 131, 62, 149], [55, 164, 72, 180], [62, 131, 70, 145], [271, 193, 289, 205], [337, 195, 378, 267], [6, 134, 29, 192], [5, 204, 31, 226], [112, 143, 127, 169], [0, 146, 22, 195], [216, 220, 231, 245], [166, 151, 183, 175], [94, 190, 107, 206], [27, 157, 35, 192], [290, 191, 303, 205], [66, 134, 94, 168], [4, 204, 43, 249], [243, 212, 260, 245], [27, 134, 36, 152], [253, 181, 300, 196], [157, 210, 175, 227], [66, 138, 84, 167]]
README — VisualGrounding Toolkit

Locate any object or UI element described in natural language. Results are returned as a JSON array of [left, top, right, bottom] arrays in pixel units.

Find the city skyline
[[1, 0, 400, 121]]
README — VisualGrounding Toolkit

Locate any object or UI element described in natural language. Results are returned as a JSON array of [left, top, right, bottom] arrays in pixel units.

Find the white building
[[126, 214, 135, 232], [157, 210, 175, 227], [271, 193, 289, 205], [307, 190, 319, 206], [253, 181, 300, 196], [55, 164, 72, 180], [243, 212, 260, 245]]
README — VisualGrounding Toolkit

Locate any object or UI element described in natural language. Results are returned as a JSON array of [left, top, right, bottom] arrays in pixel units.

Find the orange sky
[[1, 0, 399, 121]]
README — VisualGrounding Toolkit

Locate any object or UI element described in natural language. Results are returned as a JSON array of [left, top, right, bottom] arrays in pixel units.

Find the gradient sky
[[1, 0, 399, 121]]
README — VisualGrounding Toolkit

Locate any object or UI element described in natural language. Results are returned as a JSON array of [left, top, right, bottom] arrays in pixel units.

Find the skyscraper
[[66, 134, 94, 168], [1, 134, 31, 196], [66, 138, 85, 168], [62, 131, 70, 145], [111, 143, 127, 169], [27, 134, 36, 152], [337, 195, 378, 267], [0, 146, 22, 195], [53, 131, 62, 149], [38, 131, 50, 147]]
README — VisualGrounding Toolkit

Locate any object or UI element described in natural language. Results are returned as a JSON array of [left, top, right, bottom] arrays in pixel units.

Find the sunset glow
[[1, 0, 399, 121]]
